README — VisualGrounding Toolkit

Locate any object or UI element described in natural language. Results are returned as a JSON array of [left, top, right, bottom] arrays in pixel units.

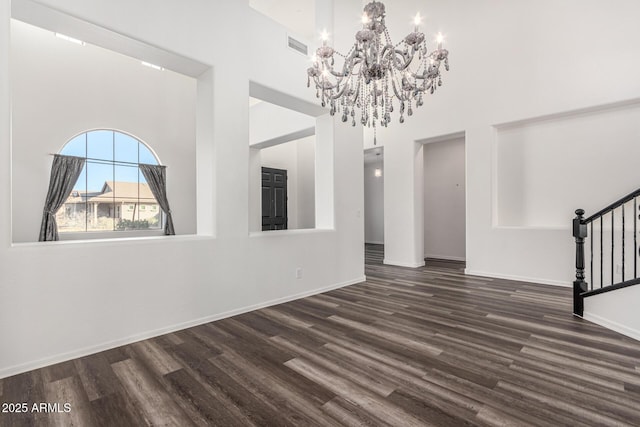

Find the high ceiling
[[249, 0, 316, 41]]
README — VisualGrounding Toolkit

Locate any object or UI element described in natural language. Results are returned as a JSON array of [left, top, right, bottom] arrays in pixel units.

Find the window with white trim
[[58, 129, 163, 233]]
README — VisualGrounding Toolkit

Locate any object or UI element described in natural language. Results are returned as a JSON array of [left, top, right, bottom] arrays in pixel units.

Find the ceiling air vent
[[287, 35, 308, 56]]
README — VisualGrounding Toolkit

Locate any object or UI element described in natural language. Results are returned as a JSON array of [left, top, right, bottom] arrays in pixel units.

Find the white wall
[[10, 19, 197, 243], [363, 0, 640, 286], [423, 138, 465, 261], [258, 136, 316, 230], [364, 160, 384, 244], [296, 136, 316, 229], [0, 0, 364, 379], [584, 286, 640, 342]]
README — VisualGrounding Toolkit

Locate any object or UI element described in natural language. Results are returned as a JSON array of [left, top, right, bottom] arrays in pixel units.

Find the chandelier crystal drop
[[307, 1, 450, 144]]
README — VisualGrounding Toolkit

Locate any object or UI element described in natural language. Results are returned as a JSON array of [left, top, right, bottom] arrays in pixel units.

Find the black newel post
[[573, 209, 588, 316]]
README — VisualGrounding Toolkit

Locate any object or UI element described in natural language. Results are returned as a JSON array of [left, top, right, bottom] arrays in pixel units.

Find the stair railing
[[573, 188, 640, 316]]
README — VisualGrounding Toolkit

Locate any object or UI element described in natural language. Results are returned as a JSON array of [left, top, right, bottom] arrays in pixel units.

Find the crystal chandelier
[[307, 1, 450, 144]]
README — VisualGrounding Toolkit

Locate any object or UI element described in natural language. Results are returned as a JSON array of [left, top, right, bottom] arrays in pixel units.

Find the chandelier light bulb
[[320, 29, 329, 43], [306, 1, 450, 144], [413, 12, 422, 30], [436, 32, 444, 49]]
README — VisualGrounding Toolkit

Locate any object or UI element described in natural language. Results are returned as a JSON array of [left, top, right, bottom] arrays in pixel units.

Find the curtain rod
[[47, 153, 166, 167]]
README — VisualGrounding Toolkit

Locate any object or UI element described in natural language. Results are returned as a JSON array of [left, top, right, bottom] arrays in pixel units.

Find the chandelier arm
[[329, 80, 351, 100], [378, 44, 394, 66], [391, 49, 413, 71], [313, 76, 337, 91], [391, 77, 403, 100], [349, 57, 363, 75], [352, 80, 362, 104]]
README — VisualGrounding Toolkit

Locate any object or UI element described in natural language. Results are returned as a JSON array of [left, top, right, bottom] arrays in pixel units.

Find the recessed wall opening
[[248, 80, 333, 233], [249, 96, 317, 232], [9, 9, 207, 243], [494, 102, 640, 228]]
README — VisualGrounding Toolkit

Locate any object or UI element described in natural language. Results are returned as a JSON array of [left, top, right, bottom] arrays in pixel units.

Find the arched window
[[57, 129, 163, 233]]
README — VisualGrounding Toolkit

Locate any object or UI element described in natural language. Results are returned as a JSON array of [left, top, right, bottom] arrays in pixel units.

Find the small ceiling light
[[141, 61, 164, 71], [374, 168, 382, 177], [54, 33, 85, 46]]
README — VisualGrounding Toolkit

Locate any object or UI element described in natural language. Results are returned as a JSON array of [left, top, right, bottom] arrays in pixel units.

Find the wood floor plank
[[3, 243, 640, 426], [272, 335, 398, 397], [212, 349, 336, 427], [129, 340, 183, 376], [167, 343, 276, 426], [73, 353, 122, 402], [321, 396, 394, 427], [285, 357, 427, 427], [386, 388, 477, 427], [89, 391, 147, 427], [496, 380, 636, 426], [111, 358, 195, 426], [43, 375, 98, 427], [40, 361, 76, 384], [162, 368, 250, 427], [0, 371, 45, 427]]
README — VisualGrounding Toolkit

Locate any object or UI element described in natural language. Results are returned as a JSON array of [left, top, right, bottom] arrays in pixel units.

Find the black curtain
[[39, 155, 86, 241], [139, 163, 175, 235]]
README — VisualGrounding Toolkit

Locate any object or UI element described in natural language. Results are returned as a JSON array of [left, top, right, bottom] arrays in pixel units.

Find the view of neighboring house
[[57, 181, 161, 232]]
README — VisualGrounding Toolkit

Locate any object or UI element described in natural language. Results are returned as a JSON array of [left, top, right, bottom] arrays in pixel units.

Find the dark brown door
[[262, 167, 288, 231]]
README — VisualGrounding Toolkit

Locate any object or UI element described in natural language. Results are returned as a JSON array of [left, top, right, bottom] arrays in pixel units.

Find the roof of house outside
[[65, 181, 157, 204]]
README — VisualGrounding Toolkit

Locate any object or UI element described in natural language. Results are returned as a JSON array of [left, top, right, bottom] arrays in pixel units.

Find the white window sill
[[58, 230, 165, 241], [11, 234, 213, 249], [249, 228, 334, 238]]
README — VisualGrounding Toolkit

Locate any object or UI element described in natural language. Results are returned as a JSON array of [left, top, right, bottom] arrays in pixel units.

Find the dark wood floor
[[2, 244, 640, 426]]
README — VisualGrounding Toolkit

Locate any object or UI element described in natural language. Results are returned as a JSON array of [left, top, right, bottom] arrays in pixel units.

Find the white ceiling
[[250, 0, 316, 42]]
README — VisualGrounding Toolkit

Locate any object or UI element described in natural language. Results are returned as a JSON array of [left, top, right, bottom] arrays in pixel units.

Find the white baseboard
[[583, 312, 640, 342], [464, 269, 571, 287], [424, 254, 466, 262], [384, 259, 425, 268], [0, 276, 366, 380]]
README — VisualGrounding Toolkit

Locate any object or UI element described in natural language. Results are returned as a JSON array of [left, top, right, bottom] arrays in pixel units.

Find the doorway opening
[[422, 134, 466, 266], [364, 147, 384, 259]]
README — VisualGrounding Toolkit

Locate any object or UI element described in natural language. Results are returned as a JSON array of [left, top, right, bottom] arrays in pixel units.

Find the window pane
[[114, 165, 144, 230], [87, 130, 114, 161], [58, 162, 87, 233], [139, 179, 161, 229], [114, 132, 138, 163], [86, 161, 114, 231], [139, 143, 158, 165], [60, 134, 86, 157], [72, 163, 87, 193]]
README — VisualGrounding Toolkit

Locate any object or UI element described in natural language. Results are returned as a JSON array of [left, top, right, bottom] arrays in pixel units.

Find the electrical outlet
[[296, 268, 303, 279]]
